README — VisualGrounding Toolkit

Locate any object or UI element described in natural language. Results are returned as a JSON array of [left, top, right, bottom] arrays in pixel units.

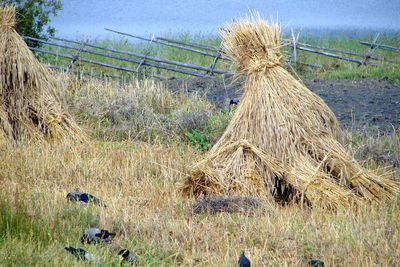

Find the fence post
[[362, 33, 380, 65], [136, 34, 155, 73], [68, 37, 87, 69], [208, 49, 222, 76], [289, 29, 300, 65]]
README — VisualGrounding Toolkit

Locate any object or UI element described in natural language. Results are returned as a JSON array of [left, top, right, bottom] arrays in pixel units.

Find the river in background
[[50, 0, 399, 40]]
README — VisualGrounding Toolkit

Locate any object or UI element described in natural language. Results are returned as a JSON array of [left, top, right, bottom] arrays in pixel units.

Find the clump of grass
[[348, 130, 400, 169], [184, 129, 210, 152], [0, 199, 53, 246], [64, 76, 222, 143]]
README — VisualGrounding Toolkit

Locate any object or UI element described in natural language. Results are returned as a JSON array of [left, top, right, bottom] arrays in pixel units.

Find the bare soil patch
[[167, 77, 400, 131]]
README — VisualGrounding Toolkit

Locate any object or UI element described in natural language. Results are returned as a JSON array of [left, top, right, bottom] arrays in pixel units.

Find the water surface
[[51, 0, 400, 38]]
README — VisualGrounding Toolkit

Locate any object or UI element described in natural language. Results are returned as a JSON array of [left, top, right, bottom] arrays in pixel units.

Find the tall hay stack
[[182, 15, 398, 209], [0, 6, 84, 142]]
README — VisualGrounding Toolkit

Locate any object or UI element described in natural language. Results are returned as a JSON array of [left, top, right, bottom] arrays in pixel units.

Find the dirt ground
[[167, 77, 400, 132]]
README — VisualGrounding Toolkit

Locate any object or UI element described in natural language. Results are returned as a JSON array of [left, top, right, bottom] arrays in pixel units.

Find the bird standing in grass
[[81, 227, 116, 244], [118, 248, 137, 265], [229, 97, 240, 106], [308, 259, 324, 266], [238, 251, 251, 267], [64, 246, 102, 263], [66, 191, 106, 206]]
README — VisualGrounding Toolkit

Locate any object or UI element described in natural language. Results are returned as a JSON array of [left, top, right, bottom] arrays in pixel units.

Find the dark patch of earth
[[167, 77, 400, 132]]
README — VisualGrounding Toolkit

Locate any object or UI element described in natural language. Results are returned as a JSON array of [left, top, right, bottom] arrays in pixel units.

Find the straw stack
[[182, 14, 398, 209], [0, 6, 85, 142]]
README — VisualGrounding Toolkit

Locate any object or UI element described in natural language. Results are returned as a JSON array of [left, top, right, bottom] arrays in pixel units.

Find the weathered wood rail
[[25, 36, 226, 77], [47, 64, 121, 80], [360, 41, 400, 53], [283, 31, 400, 67], [29, 46, 167, 79], [25, 35, 234, 79], [48, 36, 233, 75], [156, 36, 220, 52], [105, 28, 233, 61], [285, 44, 379, 66], [106, 28, 322, 69], [283, 41, 400, 64], [24, 28, 399, 80]]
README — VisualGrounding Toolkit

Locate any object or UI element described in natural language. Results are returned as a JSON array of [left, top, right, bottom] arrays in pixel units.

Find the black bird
[[81, 227, 116, 244], [66, 192, 106, 206], [64, 246, 101, 263], [308, 259, 324, 267], [238, 251, 251, 267], [229, 97, 240, 106], [118, 248, 137, 265]]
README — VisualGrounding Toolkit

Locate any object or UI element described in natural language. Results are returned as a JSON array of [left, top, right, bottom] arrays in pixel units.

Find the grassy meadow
[[1, 71, 400, 266]]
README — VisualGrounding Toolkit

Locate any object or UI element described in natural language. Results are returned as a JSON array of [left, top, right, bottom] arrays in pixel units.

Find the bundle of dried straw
[[182, 14, 398, 209], [0, 6, 85, 142]]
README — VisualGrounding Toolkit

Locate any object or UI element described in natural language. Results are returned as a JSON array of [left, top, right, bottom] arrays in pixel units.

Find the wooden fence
[[25, 35, 232, 80], [25, 28, 400, 80], [282, 32, 400, 66]]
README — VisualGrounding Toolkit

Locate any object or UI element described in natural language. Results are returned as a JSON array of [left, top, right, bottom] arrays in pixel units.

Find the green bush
[[184, 129, 210, 152], [2, 0, 62, 46]]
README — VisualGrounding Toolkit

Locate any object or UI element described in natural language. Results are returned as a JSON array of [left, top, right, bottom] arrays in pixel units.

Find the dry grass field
[[0, 75, 399, 266], [1, 5, 399, 266]]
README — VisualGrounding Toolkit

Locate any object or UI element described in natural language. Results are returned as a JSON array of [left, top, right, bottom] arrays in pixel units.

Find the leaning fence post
[[289, 29, 300, 65], [136, 34, 155, 73], [362, 33, 380, 65], [208, 48, 222, 76], [68, 37, 87, 70], [291, 29, 297, 64]]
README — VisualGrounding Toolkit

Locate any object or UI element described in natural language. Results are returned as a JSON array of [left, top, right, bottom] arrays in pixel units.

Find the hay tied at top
[[0, 6, 85, 142], [182, 14, 398, 209]]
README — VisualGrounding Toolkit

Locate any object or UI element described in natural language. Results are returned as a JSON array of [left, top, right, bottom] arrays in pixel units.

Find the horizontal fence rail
[[107, 31, 321, 68], [25, 36, 224, 78], [48, 36, 233, 75], [105, 28, 233, 61], [291, 45, 379, 66], [47, 65, 94, 76], [29, 47, 168, 79], [283, 41, 400, 64], [360, 41, 400, 53], [283, 30, 400, 67], [282, 40, 379, 66], [156, 36, 221, 53], [47, 64, 122, 80]]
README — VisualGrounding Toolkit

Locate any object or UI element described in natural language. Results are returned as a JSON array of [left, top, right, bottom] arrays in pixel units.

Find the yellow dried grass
[[182, 14, 398, 209], [0, 6, 85, 142]]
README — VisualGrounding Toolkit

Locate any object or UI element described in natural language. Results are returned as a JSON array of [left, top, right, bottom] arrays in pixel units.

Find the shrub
[[2, 0, 62, 46]]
